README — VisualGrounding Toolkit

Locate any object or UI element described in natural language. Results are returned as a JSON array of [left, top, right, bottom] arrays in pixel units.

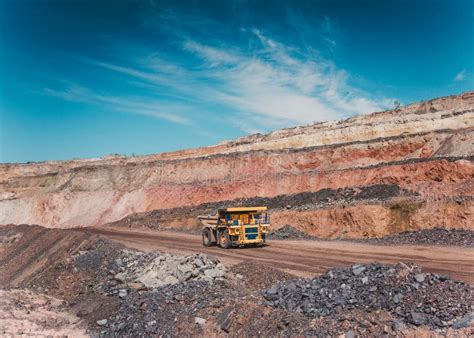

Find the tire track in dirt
[[0, 226, 96, 288]]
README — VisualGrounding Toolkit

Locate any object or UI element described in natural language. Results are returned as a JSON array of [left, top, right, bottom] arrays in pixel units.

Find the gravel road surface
[[84, 227, 474, 284]]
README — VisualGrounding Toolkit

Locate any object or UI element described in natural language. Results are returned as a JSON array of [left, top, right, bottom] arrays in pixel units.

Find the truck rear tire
[[218, 230, 231, 249], [202, 228, 213, 247]]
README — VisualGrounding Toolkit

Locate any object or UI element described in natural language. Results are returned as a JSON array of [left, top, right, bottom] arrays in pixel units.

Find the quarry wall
[[1, 92, 473, 238]]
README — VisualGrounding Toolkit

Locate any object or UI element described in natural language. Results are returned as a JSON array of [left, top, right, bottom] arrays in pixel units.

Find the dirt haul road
[[85, 227, 474, 284]]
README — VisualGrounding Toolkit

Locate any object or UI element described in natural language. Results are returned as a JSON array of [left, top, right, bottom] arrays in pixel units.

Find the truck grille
[[245, 227, 258, 240]]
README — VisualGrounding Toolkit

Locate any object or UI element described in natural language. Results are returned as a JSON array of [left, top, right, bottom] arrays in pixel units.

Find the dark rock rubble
[[267, 224, 316, 240], [356, 227, 474, 247], [263, 263, 473, 330]]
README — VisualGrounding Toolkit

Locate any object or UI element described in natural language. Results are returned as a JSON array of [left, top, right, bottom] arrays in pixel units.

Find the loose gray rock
[[194, 317, 206, 325], [109, 250, 229, 291], [414, 273, 426, 283], [114, 273, 126, 283], [204, 268, 224, 279], [263, 263, 472, 330], [352, 265, 366, 276], [164, 275, 179, 284], [97, 319, 107, 326], [344, 330, 355, 338], [354, 227, 474, 247], [217, 307, 234, 332], [392, 318, 406, 331], [393, 293, 403, 304], [178, 264, 193, 274], [267, 285, 278, 295], [410, 312, 428, 326], [452, 312, 474, 329], [267, 224, 315, 240]]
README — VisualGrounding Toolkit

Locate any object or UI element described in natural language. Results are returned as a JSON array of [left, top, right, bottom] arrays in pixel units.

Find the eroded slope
[[0, 92, 473, 237]]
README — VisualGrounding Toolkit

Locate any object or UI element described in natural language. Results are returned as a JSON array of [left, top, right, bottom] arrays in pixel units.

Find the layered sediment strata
[[0, 92, 473, 238]]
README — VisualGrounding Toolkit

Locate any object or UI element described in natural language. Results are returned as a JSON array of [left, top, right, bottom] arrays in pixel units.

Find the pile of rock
[[358, 228, 474, 247], [108, 250, 227, 291], [267, 225, 315, 240], [95, 280, 233, 336], [230, 261, 296, 289], [263, 263, 473, 330]]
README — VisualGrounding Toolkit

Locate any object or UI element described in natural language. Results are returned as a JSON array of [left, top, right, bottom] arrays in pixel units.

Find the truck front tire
[[202, 228, 213, 247], [218, 230, 231, 249]]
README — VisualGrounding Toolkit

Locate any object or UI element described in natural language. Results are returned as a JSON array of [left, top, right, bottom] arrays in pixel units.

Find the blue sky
[[1, 0, 473, 163]]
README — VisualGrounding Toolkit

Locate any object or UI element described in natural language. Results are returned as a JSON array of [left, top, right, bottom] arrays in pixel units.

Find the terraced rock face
[[0, 92, 473, 238]]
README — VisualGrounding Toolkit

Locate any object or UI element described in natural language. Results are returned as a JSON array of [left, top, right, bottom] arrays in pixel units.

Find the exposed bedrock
[[0, 92, 473, 237], [104, 185, 473, 239]]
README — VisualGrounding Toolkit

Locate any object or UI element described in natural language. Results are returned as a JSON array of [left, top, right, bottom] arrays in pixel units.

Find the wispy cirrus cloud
[[40, 27, 395, 133], [41, 83, 191, 124], [178, 29, 393, 126], [454, 69, 466, 82]]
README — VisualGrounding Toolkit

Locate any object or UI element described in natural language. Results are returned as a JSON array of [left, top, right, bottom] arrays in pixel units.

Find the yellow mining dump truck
[[198, 207, 270, 248]]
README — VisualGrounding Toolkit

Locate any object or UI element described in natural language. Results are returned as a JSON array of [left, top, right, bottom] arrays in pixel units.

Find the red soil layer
[[0, 92, 473, 237]]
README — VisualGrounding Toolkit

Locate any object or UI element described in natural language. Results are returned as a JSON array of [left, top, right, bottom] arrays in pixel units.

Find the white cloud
[[323, 37, 337, 51], [454, 69, 466, 82], [184, 41, 241, 65], [182, 30, 393, 127], [321, 16, 333, 33], [42, 83, 191, 125], [42, 29, 394, 134]]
